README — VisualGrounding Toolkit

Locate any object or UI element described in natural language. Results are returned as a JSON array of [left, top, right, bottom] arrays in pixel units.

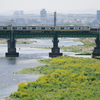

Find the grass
[[0, 38, 95, 55], [0, 42, 6, 44], [10, 56, 100, 100], [16, 41, 36, 44], [60, 38, 96, 55], [32, 38, 96, 55], [0, 40, 37, 44], [14, 59, 52, 75]]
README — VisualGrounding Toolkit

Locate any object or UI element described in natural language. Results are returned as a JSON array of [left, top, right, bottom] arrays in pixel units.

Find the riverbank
[[0, 39, 37, 44], [32, 38, 96, 55], [10, 56, 100, 100], [61, 38, 96, 55], [0, 38, 95, 99], [0, 37, 94, 55]]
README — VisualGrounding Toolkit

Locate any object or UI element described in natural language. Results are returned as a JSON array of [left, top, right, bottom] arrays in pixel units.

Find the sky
[[0, 0, 100, 14]]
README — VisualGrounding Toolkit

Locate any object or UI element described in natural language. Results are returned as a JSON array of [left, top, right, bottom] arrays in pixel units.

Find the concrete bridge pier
[[49, 35, 63, 57], [6, 39, 19, 57], [91, 35, 100, 58]]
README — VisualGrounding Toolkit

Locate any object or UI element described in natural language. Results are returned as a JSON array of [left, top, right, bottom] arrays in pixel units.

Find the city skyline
[[0, 0, 100, 14]]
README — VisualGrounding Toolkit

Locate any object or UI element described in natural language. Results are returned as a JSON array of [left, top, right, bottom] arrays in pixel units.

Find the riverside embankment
[[0, 38, 91, 99]]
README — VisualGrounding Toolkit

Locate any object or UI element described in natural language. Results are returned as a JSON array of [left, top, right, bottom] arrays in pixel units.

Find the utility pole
[[11, 20, 14, 42], [54, 12, 56, 26]]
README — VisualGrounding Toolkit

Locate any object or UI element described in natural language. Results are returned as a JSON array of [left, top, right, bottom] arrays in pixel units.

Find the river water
[[0, 38, 91, 99]]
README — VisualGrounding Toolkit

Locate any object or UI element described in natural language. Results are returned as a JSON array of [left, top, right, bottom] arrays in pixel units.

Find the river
[[0, 38, 91, 99]]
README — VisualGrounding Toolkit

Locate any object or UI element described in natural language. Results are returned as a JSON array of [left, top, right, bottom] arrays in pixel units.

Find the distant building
[[15, 18, 26, 26], [40, 9, 47, 18], [97, 10, 100, 21], [14, 10, 24, 16], [14, 11, 19, 16], [20, 10, 24, 15], [40, 9, 47, 24]]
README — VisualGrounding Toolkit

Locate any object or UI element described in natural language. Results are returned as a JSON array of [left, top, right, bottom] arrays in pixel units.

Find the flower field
[[10, 56, 100, 100]]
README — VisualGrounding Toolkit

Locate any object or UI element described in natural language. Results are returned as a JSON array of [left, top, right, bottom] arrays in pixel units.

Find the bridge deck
[[0, 28, 99, 38]]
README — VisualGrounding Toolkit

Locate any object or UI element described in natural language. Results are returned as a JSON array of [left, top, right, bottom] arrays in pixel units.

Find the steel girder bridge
[[0, 28, 99, 58]]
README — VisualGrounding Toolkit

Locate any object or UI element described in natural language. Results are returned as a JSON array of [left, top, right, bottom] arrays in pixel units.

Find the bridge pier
[[49, 35, 63, 57], [91, 35, 100, 58], [6, 39, 19, 57]]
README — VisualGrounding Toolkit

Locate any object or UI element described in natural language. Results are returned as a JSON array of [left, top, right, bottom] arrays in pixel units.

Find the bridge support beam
[[6, 39, 19, 57], [91, 35, 100, 58], [49, 35, 63, 57]]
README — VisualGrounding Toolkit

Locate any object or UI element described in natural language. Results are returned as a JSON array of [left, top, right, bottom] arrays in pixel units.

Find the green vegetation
[[31, 47, 51, 49], [0, 40, 37, 44], [10, 56, 100, 100], [61, 38, 96, 55], [0, 42, 6, 44], [32, 38, 96, 55], [14, 59, 52, 75], [16, 41, 36, 44]]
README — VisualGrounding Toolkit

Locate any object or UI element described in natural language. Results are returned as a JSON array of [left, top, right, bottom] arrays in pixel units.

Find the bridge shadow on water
[[7, 57, 17, 65], [5, 53, 50, 65]]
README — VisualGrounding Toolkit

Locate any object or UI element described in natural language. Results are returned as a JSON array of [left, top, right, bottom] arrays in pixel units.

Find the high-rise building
[[40, 9, 47, 18], [97, 10, 100, 21], [14, 11, 19, 16], [40, 9, 47, 24], [20, 10, 24, 15]]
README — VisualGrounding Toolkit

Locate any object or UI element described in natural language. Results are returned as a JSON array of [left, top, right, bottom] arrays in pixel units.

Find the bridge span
[[0, 26, 99, 58]]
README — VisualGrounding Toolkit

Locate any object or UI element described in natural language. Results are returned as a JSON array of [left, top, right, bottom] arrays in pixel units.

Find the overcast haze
[[0, 0, 100, 14]]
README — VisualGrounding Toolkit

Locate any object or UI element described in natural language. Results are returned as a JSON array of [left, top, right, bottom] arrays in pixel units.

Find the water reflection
[[7, 57, 16, 65]]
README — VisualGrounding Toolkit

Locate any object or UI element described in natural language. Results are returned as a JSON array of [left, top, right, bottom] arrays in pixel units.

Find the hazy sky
[[0, 0, 100, 14]]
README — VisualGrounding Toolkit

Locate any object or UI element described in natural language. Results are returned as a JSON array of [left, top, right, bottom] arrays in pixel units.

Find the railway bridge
[[0, 26, 99, 58]]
